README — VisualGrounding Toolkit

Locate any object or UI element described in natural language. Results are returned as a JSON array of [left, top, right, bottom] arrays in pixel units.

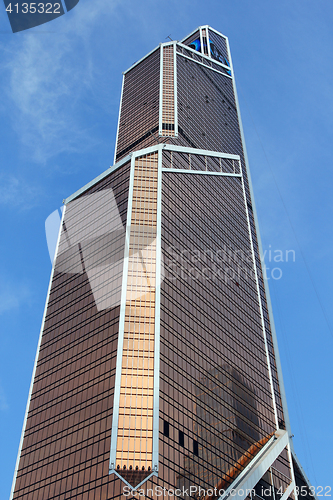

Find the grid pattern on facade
[[161, 45, 175, 137], [10, 26, 300, 500], [176, 54, 240, 154], [271, 448, 293, 496], [248, 208, 285, 429], [115, 153, 158, 482], [159, 164, 277, 493], [250, 447, 294, 500], [12, 163, 131, 500], [174, 42, 285, 430], [163, 149, 240, 174], [116, 50, 160, 161], [208, 29, 229, 62], [181, 29, 201, 49]]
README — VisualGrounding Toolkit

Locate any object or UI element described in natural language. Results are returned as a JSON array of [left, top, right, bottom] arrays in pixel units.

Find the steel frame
[[159, 44, 164, 136], [152, 148, 163, 471], [240, 164, 279, 429], [199, 26, 204, 56], [218, 430, 295, 500], [162, 169, 241, 176], [177, 41, 232, 72], [176, 51, 232, 79], [109, 154, 136, 473], [206, 27, 212, 58]]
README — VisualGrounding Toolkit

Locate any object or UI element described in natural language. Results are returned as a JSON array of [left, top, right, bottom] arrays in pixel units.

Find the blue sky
[[1, 0, 333, 497]]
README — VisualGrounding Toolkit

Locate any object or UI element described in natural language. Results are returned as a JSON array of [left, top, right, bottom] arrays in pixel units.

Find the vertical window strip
[[116, 152, 158, 474], [162, 46, 175, 136]]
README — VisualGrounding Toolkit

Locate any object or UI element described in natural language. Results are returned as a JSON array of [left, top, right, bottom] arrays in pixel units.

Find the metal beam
[[219, 430, 290, 500], [177, 41, 232, 72], [152, 148, 163, 472], [280, 481, 296, 500], [240, 163, 279, 429], [177, 51, 232, 79], [163, 144, 240, 159], [162, 168, 241, 177]]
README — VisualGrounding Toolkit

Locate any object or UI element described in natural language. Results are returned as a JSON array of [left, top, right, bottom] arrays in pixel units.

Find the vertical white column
[[109, 153, 135, 471], [206, 27, 212, 58], [152, 145, 163, 471], [173, 42, 178, 137], [240, 163, 279, 429], [199, 27, 204, 55], [159, 45, 164, 136]]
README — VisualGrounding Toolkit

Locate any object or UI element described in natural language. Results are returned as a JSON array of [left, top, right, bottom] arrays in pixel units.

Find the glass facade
[[161, 45, 176, 137], [115, 153, 158, 481], [160, 158, 275, 493], [116, 50, 160, 162], [11, 162, 131, 500], [11, 26, 312, 500]]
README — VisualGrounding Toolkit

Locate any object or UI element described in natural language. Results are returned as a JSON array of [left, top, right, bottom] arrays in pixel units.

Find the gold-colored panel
[[116, 153, 158, 473]]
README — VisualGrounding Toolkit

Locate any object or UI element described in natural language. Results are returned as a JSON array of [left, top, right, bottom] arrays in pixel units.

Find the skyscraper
[[10, 26, 314, 500]]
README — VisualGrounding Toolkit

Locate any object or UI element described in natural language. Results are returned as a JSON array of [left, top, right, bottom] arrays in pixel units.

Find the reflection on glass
[[116, 153, 158, 486], [189, 38, 201, 52], [55, 189, 126, 311]]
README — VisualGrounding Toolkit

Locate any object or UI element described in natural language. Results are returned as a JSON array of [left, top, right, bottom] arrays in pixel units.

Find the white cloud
[[2, 0, 120, 163], [5, 35, 93, 163], [0, 174, 41, 209]]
